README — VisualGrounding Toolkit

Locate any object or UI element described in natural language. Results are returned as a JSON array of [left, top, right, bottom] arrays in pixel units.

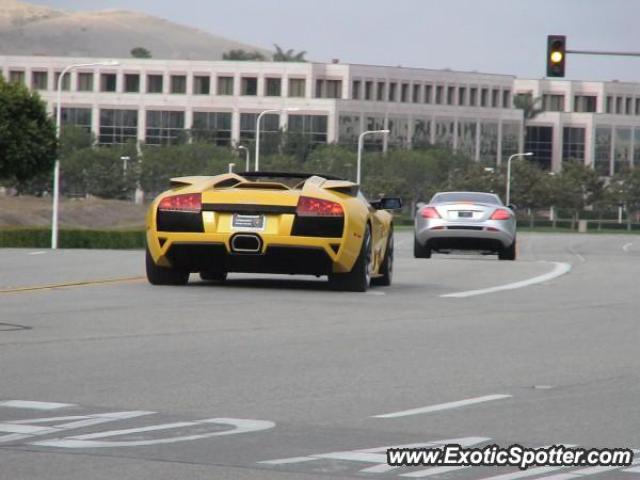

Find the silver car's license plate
[[232, 214, 265, 230], [458, 211, 473, 218]]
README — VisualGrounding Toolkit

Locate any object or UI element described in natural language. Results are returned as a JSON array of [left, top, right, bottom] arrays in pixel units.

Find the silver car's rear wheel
[[498, 239, 517, 260], [413, 237, 431, 258]]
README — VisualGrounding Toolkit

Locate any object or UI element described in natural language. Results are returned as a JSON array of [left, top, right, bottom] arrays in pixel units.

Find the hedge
[[0, 228, 145, 249]]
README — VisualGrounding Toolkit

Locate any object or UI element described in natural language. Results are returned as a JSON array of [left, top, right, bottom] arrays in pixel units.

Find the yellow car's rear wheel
[[145, 246, 189, 285], [372, 230, 393, 287], [329, 225, 372, 292]]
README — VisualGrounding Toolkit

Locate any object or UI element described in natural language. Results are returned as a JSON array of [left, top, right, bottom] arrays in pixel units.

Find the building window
[[574, 95, 596, 113], [100, 73, 117, 92], [469, 87, 477, 106], [491, 89, 500, 108], [625, 97, 632, 115], [192, 111, 232, 146], [388, 82, 397, 102], [480, 122, 499, 165], [31, 71, 48, 90], [525, 126, 553, 170], [435, 85, 443, 104], [458, 121, 477, 159], [364, 81, 373, 100], [614, 127, 631, 173], [562, 127, 585, 163], [594, 126, 611, 175], [9, 70, 25, 85], [480, 88, 488, 107], [542, 94, 565, 112], [146, 110, 185, 145], [424, 84, 432, 104], [458, 87, 466, 106], [636, 98, 640, 116], [412, 118, 432, 147], [606, 96, 613, 113], [447, 86, 455, 105], [239, 112, 279, 143], [401, 83, 409, 102], [99, 109, 138, 144], [387, 117, 409, 147], [326, 80, 342, 99], [147, 74, 163, 93], [241, 77, 257, 96], [170, 75, 186, 94], [501, 122, 520, 161], [502, 90, 511, 108], [193, 75, 210, 95], [377, 82, 385, 101], [338, 114, 361, 145], [60, 107, 92, 133], [288, 114, 328, 144], [412, 84, 421, 103], [217, 76, 234, 95], [54, 72, 70, 91], [615, 96, 622, 114], [288, 78, 306, 97], [77, 72, 93, 92], [124, 74, 140, 93], [265, 77, 281, 96], [352, 80, 361, 100]]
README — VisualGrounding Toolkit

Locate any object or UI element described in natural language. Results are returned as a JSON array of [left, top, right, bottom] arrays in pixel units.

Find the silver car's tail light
[[420, 206, 441, 219], [490, 208, 512, 220]]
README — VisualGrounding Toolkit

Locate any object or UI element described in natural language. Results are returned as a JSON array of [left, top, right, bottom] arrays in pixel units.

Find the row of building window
[[517, 92, 640, 115], [4, 69, 311, 98], [351, 79, 512, 108], [61, 107, 328, 146]]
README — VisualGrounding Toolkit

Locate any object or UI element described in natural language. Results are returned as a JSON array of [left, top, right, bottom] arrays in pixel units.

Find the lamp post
[[505, 152, 534, 206], [255, 107, 299, 171], [228, 163, 235, 173], [357, 130, 390, 185], [51, 60, 119, 249], [237, 145, 250, 171]]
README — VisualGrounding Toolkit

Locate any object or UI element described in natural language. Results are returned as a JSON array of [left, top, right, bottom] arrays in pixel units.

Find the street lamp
[[51, 60, 120, 249], [255, 108, 299, 171], [228, 163, 236, 173], [357, 130, 390, 185], [505, 152, 534, 206], [237, 145, 250, 171]]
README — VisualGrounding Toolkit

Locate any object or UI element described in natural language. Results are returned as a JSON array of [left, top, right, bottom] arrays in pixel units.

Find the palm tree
[[513, 93, 543, 121], [272, 44, 307, 62], [222, 49, 267, 61]]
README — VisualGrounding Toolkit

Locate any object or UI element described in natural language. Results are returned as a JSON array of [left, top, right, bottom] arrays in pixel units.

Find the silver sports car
[[414, 191, 517, 260]]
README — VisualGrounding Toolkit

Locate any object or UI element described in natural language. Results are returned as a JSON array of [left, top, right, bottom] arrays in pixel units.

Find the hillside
[[0, 0, 270, 60]]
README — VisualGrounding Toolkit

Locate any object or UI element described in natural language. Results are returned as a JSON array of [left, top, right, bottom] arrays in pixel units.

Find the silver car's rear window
[[431, 192, 502, 205]]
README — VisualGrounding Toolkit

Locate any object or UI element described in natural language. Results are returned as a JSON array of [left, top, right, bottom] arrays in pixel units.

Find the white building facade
[[5, 54, 639, 176]]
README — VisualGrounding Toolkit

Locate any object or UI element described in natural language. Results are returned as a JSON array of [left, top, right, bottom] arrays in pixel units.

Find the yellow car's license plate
[[232, 214, 265, 231]]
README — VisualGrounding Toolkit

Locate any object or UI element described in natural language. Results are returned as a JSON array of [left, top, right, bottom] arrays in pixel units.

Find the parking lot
[[1, 231, 639, 479]]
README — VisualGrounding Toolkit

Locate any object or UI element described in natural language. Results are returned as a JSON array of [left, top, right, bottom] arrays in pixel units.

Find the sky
[[34, 0, 640, 82]]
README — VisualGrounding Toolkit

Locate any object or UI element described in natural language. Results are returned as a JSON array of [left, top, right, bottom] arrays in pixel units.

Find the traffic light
[[547, 35, 566, 77]]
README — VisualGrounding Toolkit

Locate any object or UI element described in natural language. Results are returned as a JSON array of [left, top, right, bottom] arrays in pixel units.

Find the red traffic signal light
[[547, 35, 566, 77]]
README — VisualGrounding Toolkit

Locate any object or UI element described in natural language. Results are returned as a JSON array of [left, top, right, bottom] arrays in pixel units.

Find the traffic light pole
[[567, 49, 640, 58]]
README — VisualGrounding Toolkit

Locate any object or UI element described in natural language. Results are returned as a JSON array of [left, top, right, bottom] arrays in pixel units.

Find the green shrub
[[0, 228, 145, 249]]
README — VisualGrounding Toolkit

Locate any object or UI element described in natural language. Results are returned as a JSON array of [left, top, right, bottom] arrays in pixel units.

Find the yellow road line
[[0, 276, 146, 294]]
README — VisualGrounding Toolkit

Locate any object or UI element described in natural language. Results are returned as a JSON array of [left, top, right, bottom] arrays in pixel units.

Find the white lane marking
[[27, 251, 46, 255], [400, 465, 469, 477], [624, 466, 640, 473], [622, 242, 634, 252], [260, 437, 490, 471], [0, 400, 75, 410], [441, 262, 571, 298], [32, 418, 275, 448], [567, 244, 585, 263], [260, 456, 317, 465], [365, 291, 386, 296], [372, 394, 511, 418]]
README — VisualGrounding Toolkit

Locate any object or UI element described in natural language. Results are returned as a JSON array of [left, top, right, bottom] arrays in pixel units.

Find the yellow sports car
[[145, 172, 402, 292]]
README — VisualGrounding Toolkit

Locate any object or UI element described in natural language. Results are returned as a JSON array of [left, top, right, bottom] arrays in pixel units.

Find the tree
[[130, 47, 152, 58], [513, 93, 544, 121], [552, 160, 604, 228], [0, 76, 57, 191], [272, 44, 307, 62], [607, 168, 640, 230], [222, 49, 267, 61]]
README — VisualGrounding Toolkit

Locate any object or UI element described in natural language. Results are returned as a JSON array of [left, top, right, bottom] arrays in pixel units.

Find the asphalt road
[[1, 232, 639, 480]]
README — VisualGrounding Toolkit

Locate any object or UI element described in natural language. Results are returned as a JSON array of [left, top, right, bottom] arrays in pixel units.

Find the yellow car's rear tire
[[329, 225, 371, 292], [145, 246, 189, 285], [371, 230, 393, 287]]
